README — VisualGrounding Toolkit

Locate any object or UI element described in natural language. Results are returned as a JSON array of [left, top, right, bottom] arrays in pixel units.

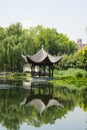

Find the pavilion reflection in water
[[21, 80, 64, 116]]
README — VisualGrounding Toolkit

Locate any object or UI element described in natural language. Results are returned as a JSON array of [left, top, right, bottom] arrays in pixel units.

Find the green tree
[[0, 23, 78, 72]]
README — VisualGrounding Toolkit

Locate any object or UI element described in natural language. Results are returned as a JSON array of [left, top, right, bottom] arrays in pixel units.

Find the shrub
[[75, 72, 83, 78], [13, 72, 26, 76], [85, 73, 87, 78]]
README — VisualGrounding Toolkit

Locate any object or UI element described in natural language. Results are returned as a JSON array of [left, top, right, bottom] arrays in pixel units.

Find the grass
[[0, 72, 31, 80], [50, 68, 87, 90], [54, 68, 87, 79]]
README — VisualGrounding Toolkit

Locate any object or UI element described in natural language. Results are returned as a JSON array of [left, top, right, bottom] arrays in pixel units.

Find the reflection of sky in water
[[0, 125, 5, 130], [19, 107, 87, 130], [0, 79, 87, 130], [0, 108, 86, 130]]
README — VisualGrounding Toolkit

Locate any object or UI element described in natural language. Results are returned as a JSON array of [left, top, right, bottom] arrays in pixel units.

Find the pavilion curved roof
[[22, 47, 63, 65]]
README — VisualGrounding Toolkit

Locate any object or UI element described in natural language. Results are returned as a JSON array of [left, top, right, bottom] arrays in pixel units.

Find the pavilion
[[22, 46, 63, 77]]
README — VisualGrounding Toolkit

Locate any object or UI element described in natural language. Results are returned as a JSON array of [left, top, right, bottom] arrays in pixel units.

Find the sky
[[0, 0, 87, 43]]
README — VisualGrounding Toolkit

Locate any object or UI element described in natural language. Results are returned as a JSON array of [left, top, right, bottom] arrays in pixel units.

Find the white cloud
[[21, 19, 37, 29]]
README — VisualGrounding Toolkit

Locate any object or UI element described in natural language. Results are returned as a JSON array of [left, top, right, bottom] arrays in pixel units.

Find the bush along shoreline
[[50, 68, 87, 90]]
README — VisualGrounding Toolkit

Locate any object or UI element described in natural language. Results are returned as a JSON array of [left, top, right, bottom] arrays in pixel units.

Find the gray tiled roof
[[22, 47, 63, 64]]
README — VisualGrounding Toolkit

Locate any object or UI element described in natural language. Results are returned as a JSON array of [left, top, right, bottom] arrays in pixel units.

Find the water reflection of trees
[[0, 79, 87, 130]]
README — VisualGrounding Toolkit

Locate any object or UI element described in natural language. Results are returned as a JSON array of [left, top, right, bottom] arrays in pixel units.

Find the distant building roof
[[76, 39, 87, 50]]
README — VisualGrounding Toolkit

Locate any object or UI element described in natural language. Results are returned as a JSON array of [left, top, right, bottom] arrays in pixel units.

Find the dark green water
[[0, 79, 87, 130]]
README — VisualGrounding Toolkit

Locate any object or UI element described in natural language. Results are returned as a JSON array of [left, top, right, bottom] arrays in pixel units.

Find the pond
[[0, 79, 87, 130]]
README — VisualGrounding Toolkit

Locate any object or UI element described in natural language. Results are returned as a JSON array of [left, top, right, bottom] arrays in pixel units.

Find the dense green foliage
[[0, 23, 77, 72], [56, 46, 87, 70]]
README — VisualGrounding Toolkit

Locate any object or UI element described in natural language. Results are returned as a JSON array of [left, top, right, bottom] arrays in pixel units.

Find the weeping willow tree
[[0, 23, 77, 72]]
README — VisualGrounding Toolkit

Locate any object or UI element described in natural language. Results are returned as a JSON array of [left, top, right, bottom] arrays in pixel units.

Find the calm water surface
[[0, 79, 87, 130]]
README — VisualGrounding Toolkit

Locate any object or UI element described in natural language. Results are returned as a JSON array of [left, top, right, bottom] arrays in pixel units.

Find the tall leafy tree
[[0, 23, 78, 72]]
